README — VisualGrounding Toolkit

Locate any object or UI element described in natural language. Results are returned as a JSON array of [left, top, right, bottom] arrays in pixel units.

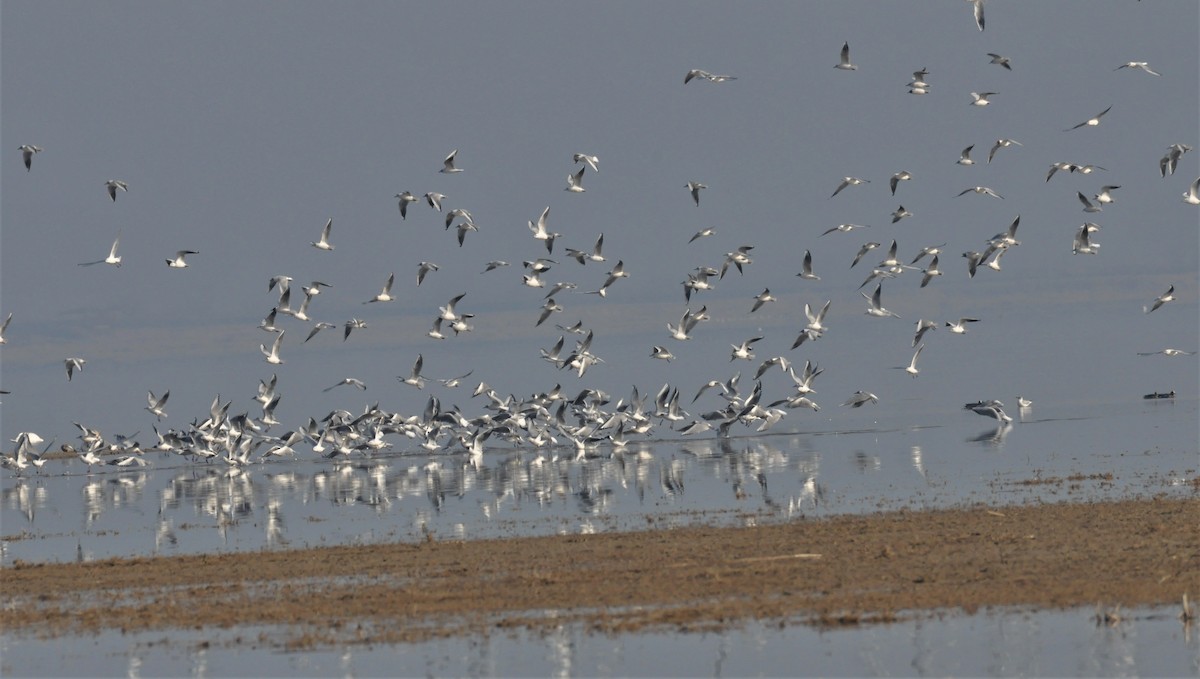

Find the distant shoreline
[[2, 497, 1196, 650]]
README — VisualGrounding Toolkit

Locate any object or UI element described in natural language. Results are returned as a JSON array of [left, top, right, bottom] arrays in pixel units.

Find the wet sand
[[2, 497, 1197, 649]]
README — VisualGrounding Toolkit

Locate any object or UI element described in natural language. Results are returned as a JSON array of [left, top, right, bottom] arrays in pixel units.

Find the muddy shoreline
[[2, 497, 1197, 649]]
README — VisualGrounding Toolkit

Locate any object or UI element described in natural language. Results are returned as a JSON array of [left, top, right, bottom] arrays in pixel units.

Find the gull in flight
[[260, 330, 285, 364], [891, 205, 913, 223], [730, 337, 763, 362], [565, 166, 587, 193], [305, 321, 336, 343], [1077, 192, 1102, 213], [650, 346, 675, 362], [751, 288, 777, 312], [684, 69, 737, 84], [919, 255, 943, 288], [19, 144, 41, 171], [796, 250, 820, 280], [667, 307, 701, 341], [969, 91, 996, 106], [957, 145, 976, 166], [835, 42, 857, 70], [963, 250, 986, 277], [323, 378, 366, 392], [482, 260, 509, 273], [851, 242, 880, 268], [79, 233, 122, 267], [537, 298, 563, 327], [1047, 162, 1076, 182], [1160, 144, 1192, 177], [399, 354, 427, 388], [565, 233, 605, 265], [831, 176, 869, 198], [1073, 223, 1101, 255], [1143, 285, 1175, 314], [395, 191, 417, 219], [64, 357, 86, 381], [890, 171, 912, 196], [424, 191, 445, 212], [1184, 177, 1200, 205], [1094, 185, 1120, 205], [910, 243, 945, 265], [439, 293, 468, 321], [417, 261, 440, 285], [528, 206, 560, 253], [896, 344, 926, 378], [1137, 349, 1195, 357], [591, 260, 629, 297], [364, 273, 396, 304], [105, 179, 128, 202], [821, 223, 870, 237], [573, 153, 599, 173], [1115, 61, 1161, 76], [686, 181, 707, 206], [343, 318, 367, 341], [439, 149, 463, 173], [791, 300, 830, 348], [842, 391, 878, 408], [689, 227, 716, 243], [0, 313, 10, 344], [987, 53, 1012, 70], [1067, 106, 1111, 131], [988, 138, 1022, 163], [310, 218, 334, 251], [957, 186, 1004, 199], [946, 317, 980, 334], [863, 283, 900, 318], [145, 391, 170, 420], [967, 400, 1012, 423], [913, 319, 937, 347], [968, 0, 985, 31], [165, 250, 198, 268], [427, 317, 446, 340]]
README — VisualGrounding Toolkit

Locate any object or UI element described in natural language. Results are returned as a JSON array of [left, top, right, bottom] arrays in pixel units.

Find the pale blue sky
[[2, 1, 1197, 447]]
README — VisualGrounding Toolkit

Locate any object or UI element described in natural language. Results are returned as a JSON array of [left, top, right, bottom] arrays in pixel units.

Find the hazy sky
[[2, 1, 1197, 448]]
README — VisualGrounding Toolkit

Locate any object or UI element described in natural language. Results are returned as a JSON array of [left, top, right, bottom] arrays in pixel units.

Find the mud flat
[[2, 497, 1196, 649]]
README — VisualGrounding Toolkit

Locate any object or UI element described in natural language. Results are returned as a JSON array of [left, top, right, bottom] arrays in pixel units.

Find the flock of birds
[[2, 2, 1196, 477]]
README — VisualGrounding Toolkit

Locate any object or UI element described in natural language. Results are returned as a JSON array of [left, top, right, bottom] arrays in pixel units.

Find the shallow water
[[2, 605, 1196, 678], [2, 395, 1195, 564], [2, 396, 1195, 677]]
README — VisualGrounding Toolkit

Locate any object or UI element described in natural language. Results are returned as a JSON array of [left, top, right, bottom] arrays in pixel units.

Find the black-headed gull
[[79, 234, 122, 267], [260, 330, 285, 364], [969, 91, 996, 106], [105, 179, 128, 202], [310, 218, 334, 251], [1184, 177, 1200, 205], [573, 153, 599, 172], [842, 391, 878, 408], [395, 191, 417, 219], [987, 53, 1011, 70], [64, 357, 86, 381], [1114, 61, 1161, 76], [439, 149, 463, 174], [835, 42, 857, 70], [1143, 285, 1175, 314], [18, 145, 41, 171], [831, 176, 868, 198], [165, 250, 198, 268], [863, 283, 899, 318], [1067, 106, 1111, 131]]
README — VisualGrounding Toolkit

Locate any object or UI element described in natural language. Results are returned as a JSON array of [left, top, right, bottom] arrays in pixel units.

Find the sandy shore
[[2, 497, 1197, 649]]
